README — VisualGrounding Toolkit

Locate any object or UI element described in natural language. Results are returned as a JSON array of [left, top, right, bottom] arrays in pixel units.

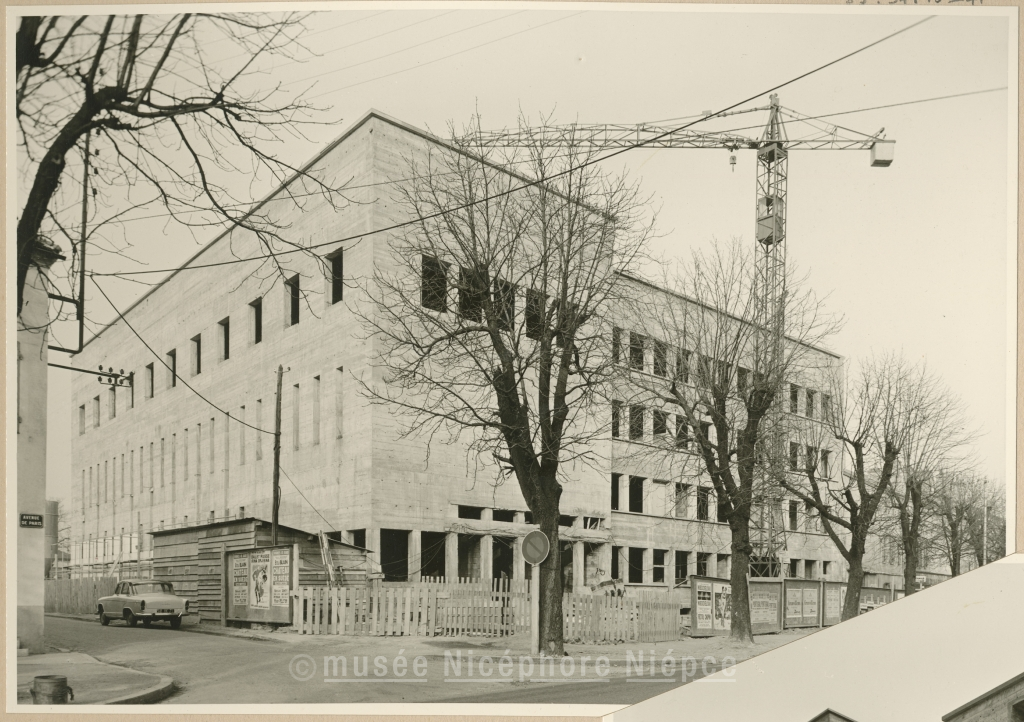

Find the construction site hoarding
[[822, 581, 846, 626], [783, 578, 822, 629], [748, 577, 784, 634], [225, 545, 294, 624], [689, 575, 732, 637]]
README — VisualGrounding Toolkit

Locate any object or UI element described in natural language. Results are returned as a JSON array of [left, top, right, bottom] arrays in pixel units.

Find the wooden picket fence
[[563, 591, 684, 643], [45, 576, 118, 615], [297, 578, 684, 641], [296, 577, 529, 637]]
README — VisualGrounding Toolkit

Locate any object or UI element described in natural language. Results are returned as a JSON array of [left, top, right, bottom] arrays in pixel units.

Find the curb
[[102, 675, 176, 705]]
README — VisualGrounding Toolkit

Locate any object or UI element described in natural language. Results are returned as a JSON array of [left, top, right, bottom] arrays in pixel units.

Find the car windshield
[[131, 582, 174, 595]]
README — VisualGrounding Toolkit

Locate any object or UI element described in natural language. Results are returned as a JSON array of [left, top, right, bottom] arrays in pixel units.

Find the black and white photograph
[[7, 3, 1019, 717]]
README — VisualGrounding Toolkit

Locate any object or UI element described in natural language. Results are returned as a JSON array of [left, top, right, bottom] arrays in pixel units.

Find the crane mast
[[750, 95, 790, 575], [464, 99, 892, 578]]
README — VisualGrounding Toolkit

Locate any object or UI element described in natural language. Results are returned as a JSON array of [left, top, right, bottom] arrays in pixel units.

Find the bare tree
[[931, 471, 985, 577], [965, 479, 1006, 568], [354, 118, 655, 655], [15, 13, 348, 316], [626, 240, 839, 642], [784, 355, 943, 620], [883, 374, 975, 593]]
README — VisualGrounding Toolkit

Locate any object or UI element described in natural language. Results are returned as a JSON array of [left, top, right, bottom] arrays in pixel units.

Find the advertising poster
[[232, 553, 249, 607], [695, 581, 713, 630], [786, 587, 803, 619], [802, 587, 818, 620], [825, 586, 841, 619], [271, 547, 291, 607], [750, 586, 779, 625], [712, 582, 732, 631], [249, 549, 271, 609]]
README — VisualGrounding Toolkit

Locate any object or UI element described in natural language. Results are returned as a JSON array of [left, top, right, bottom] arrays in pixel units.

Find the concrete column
[[480, 536, 493, 581], [480, 508, 493, 582], [617, 475, 629, 512], [445, 532, 459, 581], [572, 541, 585, 591], [366, 527, 381, 576], [598, 543, 613, 586], [702, 552, 715, 578], [408, 531, 422, 582], [667, 547, 676, 587], [642, 548, 653, 584], [685, 550, 698, 581], [513, 536, 525, 580]]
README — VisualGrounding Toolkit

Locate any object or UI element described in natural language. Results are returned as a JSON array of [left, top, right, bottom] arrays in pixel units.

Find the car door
[[123, 583, 138, 614], [103, 583, 122, 617]]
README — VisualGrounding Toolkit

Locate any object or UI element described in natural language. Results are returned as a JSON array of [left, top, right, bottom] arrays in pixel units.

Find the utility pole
[[272, 364, 283, 546]]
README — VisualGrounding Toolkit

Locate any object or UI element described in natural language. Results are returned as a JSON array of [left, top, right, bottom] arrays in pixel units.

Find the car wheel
[[170, 617, 182, 630], [99, 608, 110, 626], [125, 610, 138, 627]]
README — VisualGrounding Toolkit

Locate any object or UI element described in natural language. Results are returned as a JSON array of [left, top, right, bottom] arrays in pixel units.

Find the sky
[[20, 5, 1013, 513]]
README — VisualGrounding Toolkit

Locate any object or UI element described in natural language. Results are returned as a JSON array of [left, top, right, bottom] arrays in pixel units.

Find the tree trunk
[[949, 527, 961, 576], [902, 543, 918, 596], [728, 510, 755, 643], [537, 512, 564, 656], [842, 555, 865, 621]]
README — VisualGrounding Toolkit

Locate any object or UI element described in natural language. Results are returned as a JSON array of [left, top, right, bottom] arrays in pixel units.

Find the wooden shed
[[150, 518, 368, 624]]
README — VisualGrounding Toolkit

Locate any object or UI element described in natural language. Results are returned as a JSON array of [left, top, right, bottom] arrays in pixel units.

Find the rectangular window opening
[[329, 250, 344, 305], [629, 405, 644, 440], [286, 275, 300, 326], [629, 333, 644, 371], [421, 255, 449, 312], [250, 298, 263, 344], [190, 335, 202, 376], [219, 318, 230, 360], [458, 266, 487, 322], [628, 476, 644, 513], [696, 487, 710, 521]]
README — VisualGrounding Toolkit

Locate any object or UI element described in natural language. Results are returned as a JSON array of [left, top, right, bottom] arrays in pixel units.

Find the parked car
[[98, 581, 190, 628]]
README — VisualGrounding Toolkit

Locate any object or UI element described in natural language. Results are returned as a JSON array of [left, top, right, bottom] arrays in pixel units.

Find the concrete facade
[[66, 111, 920, 594]]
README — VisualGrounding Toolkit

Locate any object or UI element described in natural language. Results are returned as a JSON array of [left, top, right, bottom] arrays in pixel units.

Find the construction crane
[[465, 95, 894, 575]]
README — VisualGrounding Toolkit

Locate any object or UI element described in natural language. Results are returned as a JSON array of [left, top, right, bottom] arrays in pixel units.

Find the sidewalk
[[16, 652, 174, 705]]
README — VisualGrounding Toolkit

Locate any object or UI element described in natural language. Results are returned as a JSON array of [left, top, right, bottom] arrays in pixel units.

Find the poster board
[[822, 581, 847, 626], [225, 545, 294, 624], [748, 577, 784, 634], [783, 578, 822, 628], [689, 575, 730, 637]]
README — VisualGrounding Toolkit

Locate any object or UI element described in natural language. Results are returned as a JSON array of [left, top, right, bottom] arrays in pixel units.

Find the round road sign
[[522, 529, 550, 566]]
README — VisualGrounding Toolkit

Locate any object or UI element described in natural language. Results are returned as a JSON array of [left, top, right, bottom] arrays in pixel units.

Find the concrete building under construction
[[67, 111, 917, 596]]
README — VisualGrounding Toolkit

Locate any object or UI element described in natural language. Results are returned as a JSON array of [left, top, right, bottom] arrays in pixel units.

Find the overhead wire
[[299, 10, 524, 85], [90, 276, 276, 435], [91, 15, 937, 282], [308, 11, 588, 98]]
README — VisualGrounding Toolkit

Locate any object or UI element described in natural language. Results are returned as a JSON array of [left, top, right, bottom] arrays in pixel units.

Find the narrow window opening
[[286, 275, 300, 326], [421, 256, 449, 312], [250, 298, 263, 344]]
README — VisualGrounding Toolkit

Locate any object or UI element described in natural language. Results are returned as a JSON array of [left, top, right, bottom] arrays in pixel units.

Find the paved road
[[45, 616, 729, 705]]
